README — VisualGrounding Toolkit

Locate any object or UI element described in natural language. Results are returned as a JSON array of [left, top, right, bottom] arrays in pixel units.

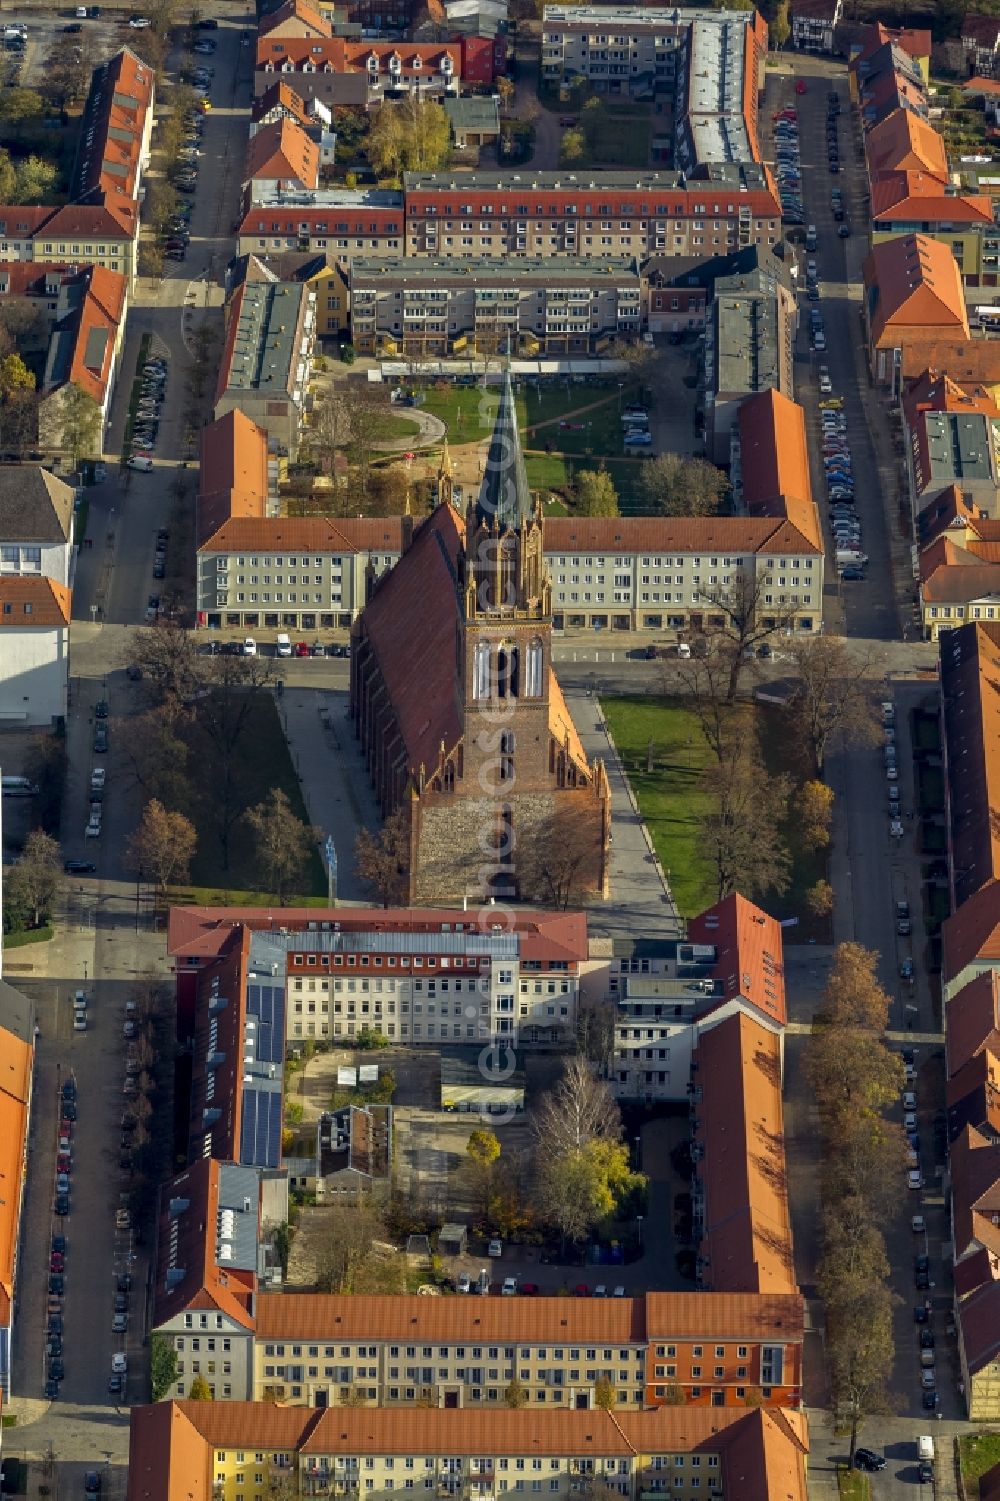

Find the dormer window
[[388, 52, 402, 71], [412, 54, 422, 69], [367, 53, 378, 70], [440, 53, 454, 72]]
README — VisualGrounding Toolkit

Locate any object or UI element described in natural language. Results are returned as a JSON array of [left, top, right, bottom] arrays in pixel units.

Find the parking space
[[2, 9, 132, 90]]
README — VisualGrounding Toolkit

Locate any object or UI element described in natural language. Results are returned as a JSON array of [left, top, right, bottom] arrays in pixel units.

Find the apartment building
[[168, 905, 594, 1050], [0, 466, 75, 587], [539, 7, 768, 157], [253, 36, 497, 108], [37, 264, 127, 457], [543, 513, 821, 636], [902, 372, 1000, 522], [0, 202, 139, 284], [214, 279, 316, 457], [0, 576, 72, 726], [862, 234, 970, 394], [606, 892, 787, 1104], [250, 83, 337, 169], [127, 1401, 810, 1501], [151, 1282, 803, 1410], [195, 409, 405, 630], [347, 256, 641, 358], [245, 119, 321, 195], [920, 540, 1000, 640], [939, 621, 1000, 915], [0, 1003, 34, 1399], [870, 173, 1000, 290], [705, 265, 796, 462], [403, 169, 782, 264], [236, 188, 404, 261]]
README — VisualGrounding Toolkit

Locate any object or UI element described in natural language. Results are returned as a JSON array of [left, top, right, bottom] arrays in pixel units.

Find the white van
[[127, 455, 153, 472], [276, 633, 292, 658], [677, 642, 692, 659], [917, 1437, 934, 1462], [1, 775, 38, 796], [835, 549, 868, 565]]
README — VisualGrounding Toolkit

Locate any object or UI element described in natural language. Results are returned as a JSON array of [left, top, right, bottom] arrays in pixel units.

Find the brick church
[[350, 371, 610, 906]]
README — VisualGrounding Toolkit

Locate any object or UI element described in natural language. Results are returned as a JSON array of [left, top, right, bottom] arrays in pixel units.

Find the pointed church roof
[[475, 367, 534, 531]]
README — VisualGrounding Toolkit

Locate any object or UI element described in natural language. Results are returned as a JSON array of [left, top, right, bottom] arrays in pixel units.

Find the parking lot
[[1, 9, 131, 90]]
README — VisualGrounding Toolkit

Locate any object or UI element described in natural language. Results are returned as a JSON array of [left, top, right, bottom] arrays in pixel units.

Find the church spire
[[436, 437, 454, 509], [474, 363, 534, 533]]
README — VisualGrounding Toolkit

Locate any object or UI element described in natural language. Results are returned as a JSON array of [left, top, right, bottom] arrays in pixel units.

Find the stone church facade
[[349, 372, 610, 906]]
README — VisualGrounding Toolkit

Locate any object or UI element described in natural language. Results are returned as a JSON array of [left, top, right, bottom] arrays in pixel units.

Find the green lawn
[[177, 693, 327, 898], [600, 696, 833, 933], [583, 113, 652, 168], [381, 412, 423, 441], [601, 696, 717, 917], [836, 1466, 870, 1501], [415, 379, 645, 445], [960, 1433, 1000, 1497]]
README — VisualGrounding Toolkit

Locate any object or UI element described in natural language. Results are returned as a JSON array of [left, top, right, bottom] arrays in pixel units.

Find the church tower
[[436, 437, 455, 510], [458, 366, 554, 824]]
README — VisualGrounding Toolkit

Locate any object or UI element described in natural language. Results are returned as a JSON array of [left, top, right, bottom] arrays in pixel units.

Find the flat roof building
[[214, 279, 316, 457]]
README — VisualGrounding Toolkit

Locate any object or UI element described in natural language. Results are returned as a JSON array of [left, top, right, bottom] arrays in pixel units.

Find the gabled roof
[[863, 233, 970, 350], [736, 388, 821, 552], [197, 409, 269, 547], [904, 369, 1000, 429], [854, 20, 932, 62], [694, 1013, 796, 1295], [943, 876, 1000, 986], [0, 1021, 32, 1330], [73, 47, 154, 206], [959, 1278, 1000, 1375], [903, 341, 1000, 387], [151, 1158, 256, 1332], [199, 516, 407, 555], [245, 117, 319, 190], [870, 171, 994, 225], [922, 558, 1000, 603], [951, 1123, 1000, 1264], [40, 198, 138, 239], [544, 516, 821, 557], [916, 485, 976, 548], [865, 109, 948, 179], [0, 577, 71, 629], [689, 892, 787, 1027], [0, 465, 74, 542], [940, 621, 1000, 899], [42, 263, 127, 407], [258, 0, 331, 37], [251, 80, 312, 127]]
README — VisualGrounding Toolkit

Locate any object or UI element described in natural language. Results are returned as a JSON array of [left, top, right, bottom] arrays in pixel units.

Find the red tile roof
[[245, 118, 320, 190], [736, 389, 821, 551], [259, 0, 331, 35], [689, 892, 787, 1027], [41, 200, 139, 239], [126, 1402, 808, 1501], [863, 233, 970, 350], [199, 516, 408, 554], [545, 515, 821, 557], [922, 559, 1000, 604], [76, 47, 154, 207], [903, 341, 1000, 387], [167, 904, 590, 965], [251, 80, 312, 127], [58, 264, 126, 407], [903, 370, 1000, 428], [870, 171, 994, 224], [944, 878, 1000, 988], [151, 1158, 256, 1332], [856, 21, 932, 61], [197, 409, 270, 546], [865, 110, 948, 179], [0, 576, 71, 628], [963, 14, 1000, 48], [255, 35, 463, 78], [0, 1023, 32, 1330], [694, 1014, 796, 1295]]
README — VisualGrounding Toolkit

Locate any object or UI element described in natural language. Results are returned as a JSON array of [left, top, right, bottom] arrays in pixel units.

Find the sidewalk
[[278, 685, 381, 902]]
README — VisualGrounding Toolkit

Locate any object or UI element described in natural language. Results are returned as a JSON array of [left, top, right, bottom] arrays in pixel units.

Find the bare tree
[[126, 799, 197, 894], [517, 812, 599, 908], [530, 1057, 621, 1158], [193, 653, 274, 871], [698, 745, 791, 901], [354, 809, 411, 907], [120, 702, 194, 808], [243, 788, 315, 903], [673, 649, 738, 766], [126, 620, 202, 703], [694, 573, 798, 702], [783, 636, 882, 773]]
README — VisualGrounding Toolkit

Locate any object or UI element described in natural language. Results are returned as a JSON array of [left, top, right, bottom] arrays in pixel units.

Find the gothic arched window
[[473, 640, 491, 700], [524, 637, 543, 698], [500, 730, 514, 782]]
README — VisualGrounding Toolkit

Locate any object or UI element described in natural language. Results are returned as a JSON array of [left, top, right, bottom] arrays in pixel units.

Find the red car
[[294, 641, 310, 657], [521, 1282, 539, 1296], [56, 1153, 71, 1174], [50, 1251, 64, 1272], [795, 79, 807, 94], [574, 1283, 591, 1297]]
